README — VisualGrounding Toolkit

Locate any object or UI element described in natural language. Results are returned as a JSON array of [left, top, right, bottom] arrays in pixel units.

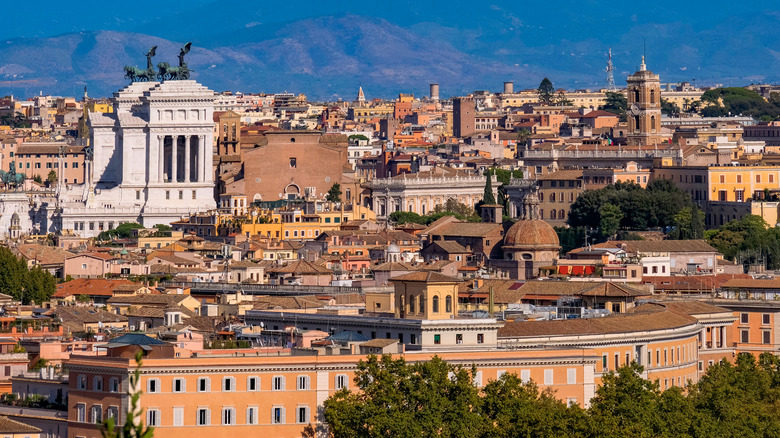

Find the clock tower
[[626, 57, 663, 146]]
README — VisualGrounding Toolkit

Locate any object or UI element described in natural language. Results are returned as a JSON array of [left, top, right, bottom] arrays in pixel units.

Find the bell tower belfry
[[626, 57, 663, 146]]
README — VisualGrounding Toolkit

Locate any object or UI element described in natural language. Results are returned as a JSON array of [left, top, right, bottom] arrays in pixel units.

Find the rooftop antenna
[[606, 49, 616, 90]]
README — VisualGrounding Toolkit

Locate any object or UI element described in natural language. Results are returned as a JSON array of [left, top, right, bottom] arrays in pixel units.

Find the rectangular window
[[197, 377, 210, 392], [741, 313, 749, 324], [146, 379, 159, 394], [520, 369, 531, 383], [476, 334, 484, 344], [543, 369, 553, 385], [179, 190, 183, 200], [222, 408, 234, 425], [764, 331, 771, 345], [455, 334, 463, 344], [77, 403, 86, 422], [297, 406, 309, 424], [246, 406, 258, 425], [107, 406, 119, 423], [247, 376, 258, 391], [91, 405, 102, 423], [146, 409, 159, 427], [197, 408, 210, 426], [173, 407, 183, 427], [567, 368, 576, 384], [110, 377, 119, 393], [272, 407, 284, 424], [741, 330, 749, 344], [335, 374, 348, 390], [297, 375, 309, 391], [763, 314, 771, 325], [433, 334, 441, 345], [223, 377, 234, 392], [165, 190, 170, 200], [272, 376, 285, 391], [173, 378, 185, 393]]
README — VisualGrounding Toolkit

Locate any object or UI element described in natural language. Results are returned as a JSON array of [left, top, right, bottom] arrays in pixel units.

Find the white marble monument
[[59, 80, 217, 237]]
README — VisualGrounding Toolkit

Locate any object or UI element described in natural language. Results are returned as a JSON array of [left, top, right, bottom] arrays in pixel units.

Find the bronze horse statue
[[124, 46, 158, 82]]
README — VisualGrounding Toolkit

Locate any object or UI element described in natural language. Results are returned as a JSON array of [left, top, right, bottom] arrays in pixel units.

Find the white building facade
[[60, 80, 217, 237]]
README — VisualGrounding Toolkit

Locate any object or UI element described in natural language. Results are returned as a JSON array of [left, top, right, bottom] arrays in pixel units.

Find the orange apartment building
[[66, 345, 599, 438], [15, 143, 85, 184]]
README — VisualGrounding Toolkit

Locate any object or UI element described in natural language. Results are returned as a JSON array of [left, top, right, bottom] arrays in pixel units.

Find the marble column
[[198, 135, 205, 183], [171, 136, 178, 183], [184, 135, 191, 183], [156, 136, 163, 183]]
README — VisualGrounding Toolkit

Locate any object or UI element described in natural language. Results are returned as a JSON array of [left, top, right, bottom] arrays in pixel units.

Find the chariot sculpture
[[123, 43, 193, 83]]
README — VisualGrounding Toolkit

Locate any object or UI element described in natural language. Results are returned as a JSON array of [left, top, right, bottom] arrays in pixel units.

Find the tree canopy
[[705, 214, 780, 270], [568, 180, 691, 234], [97, 222, 144, 241], [389, 199, 480, 225], [537, 78, 555, 105], [318, 352, 780, 438], [0, 247, 56, 304], [326, 183, 342, 203], [700, 87, 780, 119], [600, 92, 627, 122]]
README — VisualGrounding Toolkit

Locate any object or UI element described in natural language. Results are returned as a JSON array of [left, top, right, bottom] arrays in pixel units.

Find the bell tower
[[626, 57, 663, 146]]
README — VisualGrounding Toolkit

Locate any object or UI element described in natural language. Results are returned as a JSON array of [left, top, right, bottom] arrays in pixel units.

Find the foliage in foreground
[[0, 247, 56, 304], [102, 351, 154, 438], [320, 352, 780, 438]]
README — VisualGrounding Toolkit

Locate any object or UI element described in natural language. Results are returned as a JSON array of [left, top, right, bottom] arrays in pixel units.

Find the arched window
[[650, 89, 655, 104], [633, 88, 640, 103], [550, 192, 556, 202], [409, 295, 416, 314], [432, 296, 440, 313], [550, 210, 557, 219], [651, 115, 656, 133], [445, 295, 452, 313]]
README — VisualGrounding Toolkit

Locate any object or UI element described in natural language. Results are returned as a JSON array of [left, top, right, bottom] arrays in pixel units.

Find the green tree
[[326, 183, 342, 203], [33, 175, 42, 184], [0, 247, 56, 304], [482, 173, 496, 205], [670, 205, 705, 240], [598, 203, 622, 239], [660, 98, 680, 117], [556, 90, 573, 106], [555, 226, 587, 255], [600, 92, 628, 122], [323, 355, 483, 438], [537, 78, 555, 104], [47, 170, 57, 186], [689, 353, 780, 437], [482, 373, 587, 438], [388, 211, 424, 226], [483, 168, 523, 186]]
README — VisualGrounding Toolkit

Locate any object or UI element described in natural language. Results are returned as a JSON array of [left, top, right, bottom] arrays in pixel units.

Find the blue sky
[[4, 1, 779, 40]]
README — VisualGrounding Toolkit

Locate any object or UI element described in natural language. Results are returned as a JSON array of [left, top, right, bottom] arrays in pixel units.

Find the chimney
[[503, 81, 514, 94], [429, 83, 440, 101]]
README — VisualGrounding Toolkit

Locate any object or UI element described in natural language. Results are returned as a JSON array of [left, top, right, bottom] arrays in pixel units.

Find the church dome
[[387, 243, 400, 254], [503, 219, 560, 248]]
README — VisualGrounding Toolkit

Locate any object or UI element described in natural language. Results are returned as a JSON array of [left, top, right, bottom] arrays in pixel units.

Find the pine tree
[[483, 173, 496, 205]]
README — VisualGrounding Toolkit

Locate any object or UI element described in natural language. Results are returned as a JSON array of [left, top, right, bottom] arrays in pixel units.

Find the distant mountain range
[[2, 7, 780, 100]]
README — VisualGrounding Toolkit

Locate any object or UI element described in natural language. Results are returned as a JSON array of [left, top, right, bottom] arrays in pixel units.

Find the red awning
[[559, 266, 570, 275], [571, 266, 585, 276], [585, 266, 596, 274]]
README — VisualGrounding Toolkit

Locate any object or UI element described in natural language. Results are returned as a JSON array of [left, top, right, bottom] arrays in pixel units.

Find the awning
[[558, 266, 570, 275], [571, 266, 585, 276], [585, 266, 596, 274]]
